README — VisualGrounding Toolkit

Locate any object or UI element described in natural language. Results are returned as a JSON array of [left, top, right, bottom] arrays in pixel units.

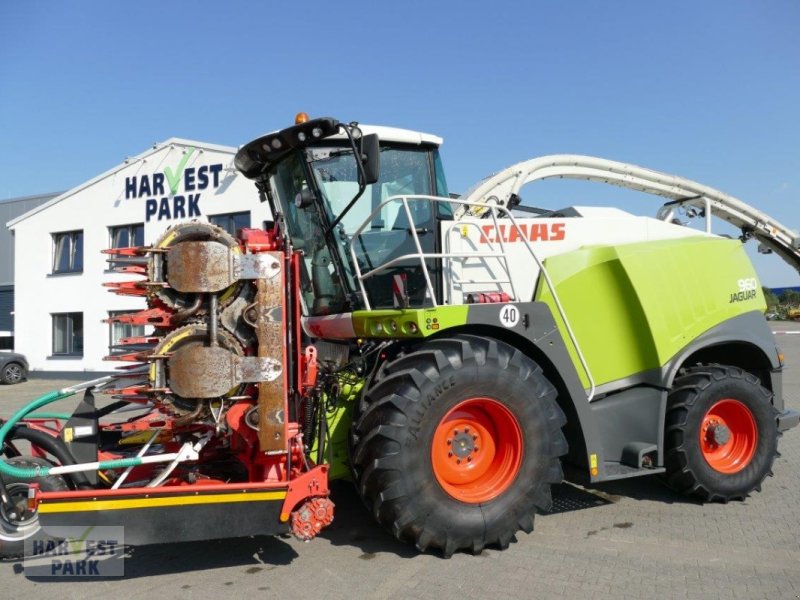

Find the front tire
[[351, 334, 567, 557], [664, 365, 778, 502]]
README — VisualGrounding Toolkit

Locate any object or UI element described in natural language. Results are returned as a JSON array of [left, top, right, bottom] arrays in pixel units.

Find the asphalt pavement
[[1, 321, 799, 599]]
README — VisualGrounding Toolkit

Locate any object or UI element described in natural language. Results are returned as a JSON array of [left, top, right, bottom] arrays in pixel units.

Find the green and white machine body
[[235, 118, 800, 484]]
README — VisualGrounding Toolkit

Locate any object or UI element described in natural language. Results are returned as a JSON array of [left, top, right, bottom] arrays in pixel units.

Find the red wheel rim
[[431, 397, 523, 503], [699, 399, 757, 474]]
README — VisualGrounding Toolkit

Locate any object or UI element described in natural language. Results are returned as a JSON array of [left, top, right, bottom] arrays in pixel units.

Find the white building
[[7, 139, 271, 374]]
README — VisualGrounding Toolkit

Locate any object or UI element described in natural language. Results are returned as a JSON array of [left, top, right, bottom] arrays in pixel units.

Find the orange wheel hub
[[700, 399, 757, 474], [431, 398, 523, 503]]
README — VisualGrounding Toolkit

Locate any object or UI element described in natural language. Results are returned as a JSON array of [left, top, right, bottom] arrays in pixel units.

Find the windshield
[[270, 152, 349, 315], [307, 146, 436, 235], [308, 146, 444, 309], [270, 145, 446, 315]]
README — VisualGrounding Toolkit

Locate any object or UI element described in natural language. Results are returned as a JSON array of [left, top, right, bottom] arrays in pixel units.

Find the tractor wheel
[[351, 334, 567, 557], [0, 457, 69, 559], [664, 365, 778, 502]]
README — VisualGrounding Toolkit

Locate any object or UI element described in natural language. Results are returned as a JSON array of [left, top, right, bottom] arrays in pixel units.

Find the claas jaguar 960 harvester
[[1, 114, 798, 558]]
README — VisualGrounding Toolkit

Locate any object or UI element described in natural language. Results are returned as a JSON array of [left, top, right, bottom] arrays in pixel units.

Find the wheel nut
[[446, 439, 451, 445], [457, 459, 461, 464], [467, 457, 472, 462], [448, 452, 453, 457]]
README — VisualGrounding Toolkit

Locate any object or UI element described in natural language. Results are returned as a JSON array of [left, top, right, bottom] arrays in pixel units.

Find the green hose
[[27, 412, 73, 420], [0, 386, 144, 480], [0, 390, 75, 478]]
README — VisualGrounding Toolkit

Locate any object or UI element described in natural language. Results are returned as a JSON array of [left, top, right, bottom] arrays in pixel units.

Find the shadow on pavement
[[321, 481, 420, 559], [591, 475, 701, 505], [11, 473, 698, 581]]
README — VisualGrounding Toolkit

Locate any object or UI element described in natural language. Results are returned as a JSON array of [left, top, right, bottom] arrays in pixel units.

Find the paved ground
[[1, 322, 799, 599]]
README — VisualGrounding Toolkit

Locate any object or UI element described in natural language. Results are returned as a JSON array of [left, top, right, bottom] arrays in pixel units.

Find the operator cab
[[236, 115, 450, 315]]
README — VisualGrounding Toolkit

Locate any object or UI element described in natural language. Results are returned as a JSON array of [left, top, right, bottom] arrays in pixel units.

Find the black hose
[[7, 425, 92, 490], [303, 392, 315, 450], [316, 391, 327, 466]]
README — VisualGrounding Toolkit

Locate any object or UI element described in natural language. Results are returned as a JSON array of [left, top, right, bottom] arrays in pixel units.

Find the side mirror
[[360, 134, 380, 185], [295, 188, 315, 208]]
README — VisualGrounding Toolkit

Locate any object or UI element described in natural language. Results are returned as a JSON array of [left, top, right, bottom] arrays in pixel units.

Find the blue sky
[[1, 1, 798, 284]]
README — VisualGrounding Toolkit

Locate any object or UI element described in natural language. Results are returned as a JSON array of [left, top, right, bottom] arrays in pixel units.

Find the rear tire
[[0, 457, 69, 559], [664, 365, 778, 502], [351, 334, 567, 557]]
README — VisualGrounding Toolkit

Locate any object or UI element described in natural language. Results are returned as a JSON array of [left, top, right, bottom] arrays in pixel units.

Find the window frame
[[51, 312, 84, 357], [109, 223, 145, 250], [52, 230, 84, 274], [108, 310, 147, 354], [208, 211, 251, 236]]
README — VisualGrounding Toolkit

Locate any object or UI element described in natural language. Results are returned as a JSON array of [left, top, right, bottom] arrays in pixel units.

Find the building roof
[[0, 191, 62, 286], [7, 138, 237, 229], [0, 191, 64, 207]]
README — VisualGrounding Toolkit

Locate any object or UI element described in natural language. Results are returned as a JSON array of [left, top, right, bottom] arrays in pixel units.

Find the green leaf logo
[[67, 525, 95, 554], [163, 147, 195, 195]]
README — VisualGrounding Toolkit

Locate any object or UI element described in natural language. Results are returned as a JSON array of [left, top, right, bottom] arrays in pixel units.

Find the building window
[[110, 223, 144, 249], [108, 311, 146, 352], [108, 224, 144, 270], [52, 231, 83, 273], [209, 211, 250, 236], [52, 313, 83, 356]]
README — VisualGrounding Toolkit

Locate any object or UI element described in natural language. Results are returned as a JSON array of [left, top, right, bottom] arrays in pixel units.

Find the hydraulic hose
[[26, 412, 72, 420], [0, 377, 146, 480], [6, 425, 92, 489]]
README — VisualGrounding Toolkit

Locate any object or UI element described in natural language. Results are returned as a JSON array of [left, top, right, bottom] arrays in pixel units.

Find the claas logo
[[479, 223, 565, 244]]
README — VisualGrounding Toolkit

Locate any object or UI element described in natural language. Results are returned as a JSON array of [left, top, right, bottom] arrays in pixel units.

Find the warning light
[[295, 112, 310, 124], [589, 453, 598, 477]]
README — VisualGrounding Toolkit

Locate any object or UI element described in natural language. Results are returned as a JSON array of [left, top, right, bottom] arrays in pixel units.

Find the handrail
[[441, 220, 516, 297], [347, 194, 596, 400]]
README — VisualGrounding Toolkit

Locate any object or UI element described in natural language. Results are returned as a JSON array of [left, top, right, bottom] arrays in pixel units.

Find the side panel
[[588, 387, 665, 470], [659, 310, 780, 386], [462, 302, 605, 479], [535, 237, 766, 388], [38, 489, 290, 545], [460, 302, 780, 484]]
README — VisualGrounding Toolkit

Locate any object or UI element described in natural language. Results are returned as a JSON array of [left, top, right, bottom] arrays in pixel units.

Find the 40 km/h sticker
[[499, 305, 519, 328]]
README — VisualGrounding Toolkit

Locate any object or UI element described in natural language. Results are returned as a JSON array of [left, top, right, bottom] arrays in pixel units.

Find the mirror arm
[[325, 124, 369, 234]]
